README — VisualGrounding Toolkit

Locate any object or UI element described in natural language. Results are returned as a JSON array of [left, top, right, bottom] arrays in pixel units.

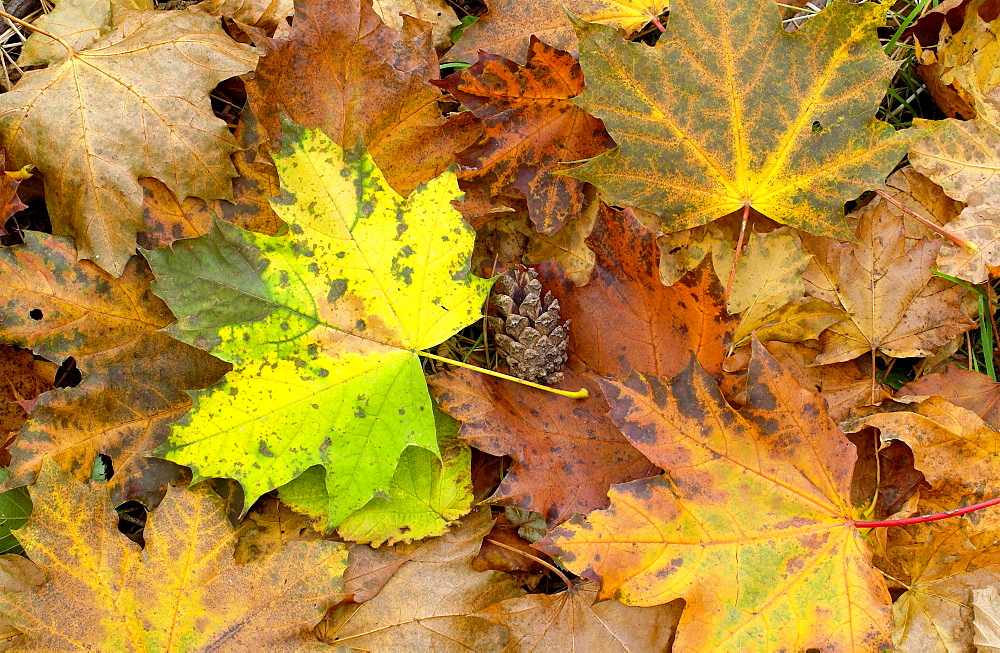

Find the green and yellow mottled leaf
[[0, 470, 29, 556], [0, 458, 347, 649], [147, 120, 492, 526], [279, 410, 474, 545], [567, 0, 915, 238], [539, 340, 892, 651]]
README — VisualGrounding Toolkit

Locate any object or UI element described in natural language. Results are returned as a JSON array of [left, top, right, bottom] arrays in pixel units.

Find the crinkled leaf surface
[[435, 38, 613, 234], [540, 341, 891, 651], [568, 0, 912, 238], [147, 122, 491, 527], [17, 0, 152, 67], [0, 346, 51, 442], [315, 509, 524, 651], [899, 364, 1000, 429], [0, 458, 348, 649], [371, 0, 460, 49], [446, 0, 669, 64], [246, 0, 480, 197], [0, 233, 229, 501], [0, 9, 257, 275]]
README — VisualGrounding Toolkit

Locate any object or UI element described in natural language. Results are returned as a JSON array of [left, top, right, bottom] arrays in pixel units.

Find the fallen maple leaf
[[806, 191, 975, 364], [876, 517, 1000, 651], [197, 0, 294, 34], [0, 7, 257, 275], [435, 38, 613, 235], [540, 340, 891, 651], [0, 458, 348, 649], [147, 122, 491, 526], [446, 0, 668, 64], [477, 579, 682, 652], [899, 364, 1000, 429], [974, 587, 1000, 650], [0, 347, 51, 446], [843, 397, 1000, 533], [315, 508, 524, 650], [371, 0, 460, 49], [567, 0, 913, 238], [0, 233, 229, 505], [246, 0, 480, 197], [523, 191, 598, 286]]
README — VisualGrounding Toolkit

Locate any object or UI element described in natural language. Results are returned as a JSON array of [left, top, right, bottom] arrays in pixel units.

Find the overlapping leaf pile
[[0, 0, 998, 649]]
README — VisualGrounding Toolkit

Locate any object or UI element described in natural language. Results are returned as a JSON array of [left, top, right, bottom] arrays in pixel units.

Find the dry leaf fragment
[[315, 509, 524, 651], [0, 458, 349, 649], [899, 364, 1000, 429], [975, 587, 1000, 651], [445, 0, 669, 64], [196, 0, 295, 34], [523, 191, 598, 286], [476, 580, 682, 652], [0, 8, 257, 276], [17, 0, 153, 67], [371, 0, 460, 49], [435, 38, 613, 235]]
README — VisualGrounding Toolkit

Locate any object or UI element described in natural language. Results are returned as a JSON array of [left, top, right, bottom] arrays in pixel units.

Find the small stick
[[485, 537, 573, 588], [419, 351, 588, 399], [875, 189, 977, 252], [855, 495, 1000, 528], [0, 9, 75, 57], [726, 203, 752, 300], [651, 16, 666, 32]]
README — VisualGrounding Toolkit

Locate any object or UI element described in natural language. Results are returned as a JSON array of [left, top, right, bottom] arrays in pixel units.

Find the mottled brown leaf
[[434, 39, 612, 234], [899, 364, 1000, 429], [0, 233, 229, 501]]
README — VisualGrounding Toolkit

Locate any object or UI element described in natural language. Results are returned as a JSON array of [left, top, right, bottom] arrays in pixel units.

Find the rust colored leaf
[[245, 0, 481, 196], [0, 233, 230, 500], [0, 150, 26, 237], [539, 204, 738, 380], [540, 341, 891, 651], [0, 347, 51, 445], [899, 364, 1000, 429], [477, 580, 682, 652], [430, 365, 658, 529], [843, 397, 1000, 534], [446, 0, 668, 64], [807, 191, 975, 364], [434, 39, 612, 234], [315, 509, 524, 650], [0, 458, 348, 649]]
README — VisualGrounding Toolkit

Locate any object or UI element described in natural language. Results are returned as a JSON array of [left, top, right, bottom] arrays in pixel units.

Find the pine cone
[[487, 265, 569, 385]]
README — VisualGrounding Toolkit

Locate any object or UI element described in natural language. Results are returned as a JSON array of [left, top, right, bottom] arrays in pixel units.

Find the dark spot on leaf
[[355, 319, 366, 331], [29, 309, 42, 320], [259, 441, 274, 457]]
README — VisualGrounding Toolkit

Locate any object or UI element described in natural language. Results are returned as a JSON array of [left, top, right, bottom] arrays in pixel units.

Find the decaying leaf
[[567, 0, 913, 239], [974, 587, 1000, 651], [476, 580, 682, 652], [147, 123, 491, 526], [0, 458, 349, 649], [0, 233, 229, 503], [17, 0, 153, 67], [246, 0, 480, 197], [0, 8, 257, 275], [196, 0, 295, 34], [523, 191, 598, 286], [540, 341, 891, 651], [234, 494, 322, 564], [371, 0, 460, 49], [315, 509, 524, 650], [446, 0, 669, 64], [899, 364, 1000, 429], [844, 397, 1000, 533], [435, 38, 612, 234], [807, 191, 975, 364], [0, 346, 51, 445]]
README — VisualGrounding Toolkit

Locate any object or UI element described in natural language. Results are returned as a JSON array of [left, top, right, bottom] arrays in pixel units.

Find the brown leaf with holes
[[477, 580, 682, 652], [246, 0, 481, 197], [0, 233, 230, 501], [434, 39, 612, 234]]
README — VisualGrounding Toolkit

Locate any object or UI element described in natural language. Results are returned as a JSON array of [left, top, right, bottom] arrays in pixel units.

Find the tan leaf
[[899, 364, 1000, 429], [809, 192, 975, 364], [372, 0, 460, 49], [18, 0, 153, 67], [0, 458, 349, 649], [315, 509, 524, 651], [974, 587, 1000, 651], [911, 117, 1000, 210], [935, 205, 1000, 283], [0, 9, 257, 275], [477, 580, 682, 652], [523, 191, 598, 286], [196, 0, 294, 33]]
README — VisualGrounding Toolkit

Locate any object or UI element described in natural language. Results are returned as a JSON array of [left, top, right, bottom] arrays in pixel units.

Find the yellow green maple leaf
[[567, 0, 915, 239], [146, 119, 492, 526], [0, 458, 348, 649]]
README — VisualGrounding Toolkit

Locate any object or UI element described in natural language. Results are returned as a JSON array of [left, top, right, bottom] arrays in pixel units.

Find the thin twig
[[0, 8, 74, 57], [855, 496, 1000, 528]]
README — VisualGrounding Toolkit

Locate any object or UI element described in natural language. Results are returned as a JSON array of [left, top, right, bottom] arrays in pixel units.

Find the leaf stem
[[484, 537, 573, 588], [419, 351, 589, 399], [874, 189, 977, 252], [0, 9, 76, 57], [854, 496, 1000, 528], [726, 203, 752, 300], [651, 16, 666, 32]]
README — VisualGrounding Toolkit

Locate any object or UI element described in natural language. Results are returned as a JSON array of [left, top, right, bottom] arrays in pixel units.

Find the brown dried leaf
[[372, 0, 460, 49], [899, 364, 1000, 429]]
